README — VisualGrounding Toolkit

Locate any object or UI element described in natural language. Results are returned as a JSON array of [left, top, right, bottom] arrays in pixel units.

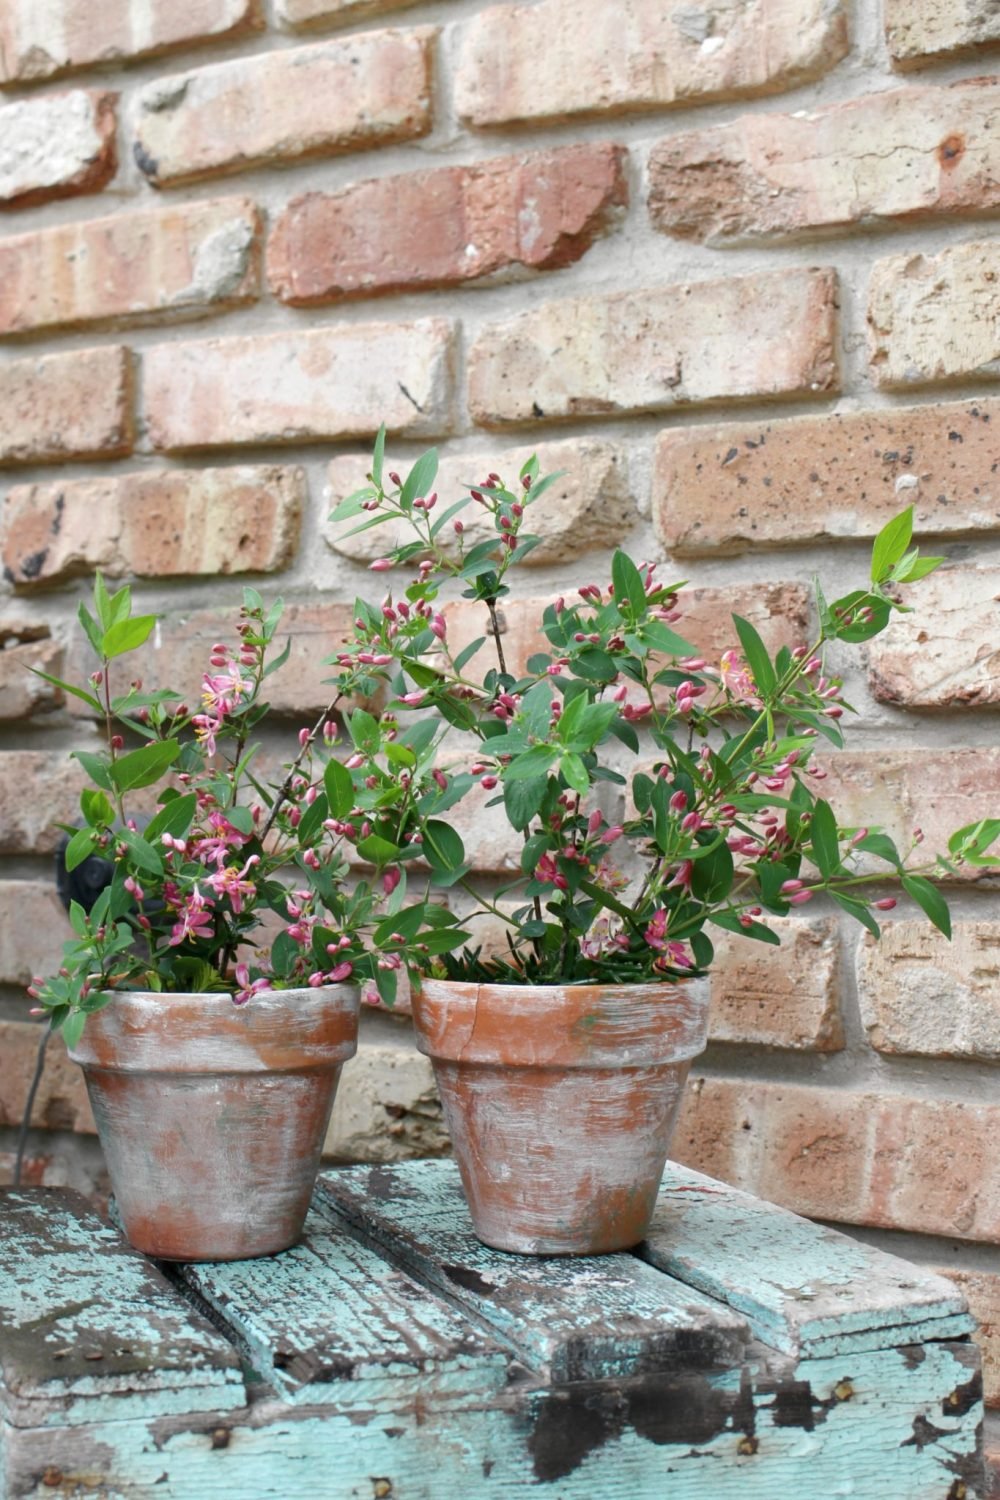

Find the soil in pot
[[68, 985, 359, 1261], [412, 979, 709, 1256]]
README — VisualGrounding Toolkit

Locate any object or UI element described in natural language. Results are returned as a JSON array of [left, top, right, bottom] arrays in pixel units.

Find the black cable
[[13, 1020, 53, 1189]]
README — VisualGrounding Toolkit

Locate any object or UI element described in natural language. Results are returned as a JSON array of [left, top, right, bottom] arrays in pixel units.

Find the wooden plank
[[176, 1194, 511, 1405], [317, 1161, 749, 1382], [0, 1189, 243, 1429], [1, 1341, 983, 1498], [641, 1162, 975, 1357]]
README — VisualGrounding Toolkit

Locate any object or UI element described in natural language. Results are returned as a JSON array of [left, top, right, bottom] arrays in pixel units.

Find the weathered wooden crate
[[0, 1160, 985, 1498]]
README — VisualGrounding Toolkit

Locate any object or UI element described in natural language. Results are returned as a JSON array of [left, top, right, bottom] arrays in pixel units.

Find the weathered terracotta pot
[[68, 986, 358, 1261], [412, 979, 709, 1255]]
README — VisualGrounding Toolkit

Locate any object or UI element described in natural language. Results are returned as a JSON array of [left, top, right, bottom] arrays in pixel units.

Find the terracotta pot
[[68, 985, 358, 1261], [412, 979, 709, 1256]]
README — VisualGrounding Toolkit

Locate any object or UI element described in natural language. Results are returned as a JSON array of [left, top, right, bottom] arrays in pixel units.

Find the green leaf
[[732, 615, 776, 695], [453, 636, 486, 672], [356, 833, 401, 865], [830, 890, 881, 939], [871, 507, 913, 584], [64, 826, 97, 872], [853, 832, 902, 868], [68, 899, 88, 937], [422, 819, 465, 873], [560, 752, 589, 794], [400, 449, 439, 507], [73, 749, 114, 791], [262, 638, 292, 680], [80, 788, 114, 827], [948, 818, 1000, 865], [371, 423, 386, 488], [77, 602, 103, 656], [117, 827, 164, 875], [504, 776, 548, 832], [324, 759, 355, 820], [829, 589, 892, 643], [101, 614, 157, 659], [374, 964, 398, 1008], [109, 739, 180, 792], [902, 874, 952, 938], [611, 551, 648, 618], [894, 553, 943, 584], [709, 910, 780, 945], [31, 669, 103, 713], [61, 1010, 88, 1049], [809, 798, 841, 878], [145, 792, 198, 844], [503, 745, 557, 781], [93, 572, 113, 632], [641, 619, 699, 658], [347, 708, 381, 756]]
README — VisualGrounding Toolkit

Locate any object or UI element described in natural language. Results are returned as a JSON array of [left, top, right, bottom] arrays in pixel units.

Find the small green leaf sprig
[[325, 434, 998, 988], [30, 574, 471, 1041]]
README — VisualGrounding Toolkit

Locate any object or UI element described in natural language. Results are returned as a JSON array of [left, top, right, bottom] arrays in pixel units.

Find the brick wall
[[1, 0, 999, 1444]]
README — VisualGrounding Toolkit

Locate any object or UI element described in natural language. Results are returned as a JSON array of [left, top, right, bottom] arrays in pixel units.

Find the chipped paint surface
[[412, 980, 709, 1254], [0, 1161, 986, 1498]]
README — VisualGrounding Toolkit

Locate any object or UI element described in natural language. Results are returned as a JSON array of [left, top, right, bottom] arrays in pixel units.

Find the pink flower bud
[[873, 897, 897, 910], [787, 890, 814, 905], [669, 790, 688, 813], [432, 768, 449, 791], [454, 520, 464, 535], [299, 728, 311, 749], [383, 867, 401, 896], [111, 734, 124, 751], [369, 558, 393, 572], [345, 751, 365, 769], [587, 809, 604, 834], [601, 825, 624, 845], [430, 615, 447, 641], [780, 879, 804, 894], [329, 961, 353, 982], [480, 775, 498, 790]]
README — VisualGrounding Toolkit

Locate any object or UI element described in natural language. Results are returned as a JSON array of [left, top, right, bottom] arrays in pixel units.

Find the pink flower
[[719, 649, 761, 708], [205, 855, 260, 915], [328, 961, 354, 982], [169, 890, 215, 946], [233, 963, 273, 1006]]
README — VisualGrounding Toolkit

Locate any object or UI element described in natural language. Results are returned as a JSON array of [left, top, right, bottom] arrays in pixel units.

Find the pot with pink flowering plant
[[324, 430, 1000, 1256], [30, 574, 472, 1261]]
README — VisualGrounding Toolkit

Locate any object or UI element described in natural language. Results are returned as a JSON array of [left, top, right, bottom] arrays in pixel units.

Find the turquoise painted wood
[[0, 1163, 986, 1499]]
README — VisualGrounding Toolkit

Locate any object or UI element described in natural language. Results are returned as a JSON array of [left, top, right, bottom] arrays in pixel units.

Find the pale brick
[[133, 30, 432, 188], [65, 599, 356, 719], [937, 1270, 1000, 1408], [820, 747, 1000, 882], [3, 466, 302, 588], [144, 320, 454, 450], [468, 269, 839, 427], [0, 752, 88, 854], [0, 1022, 93, 1132], [269, 143, 627, 304], [649, 80, 1000, 245], [0, 197, 260, 338], [0, 345, 133, 468], [886, 0, 1000, 69], [0, 881, 71, 988], [0, 0, 262, 85], [708, 917, 842, 1051], [455, 0, 847, 128], [325, 438, 633, 565], [989, 1439, 1000, 1499], [674, 1076, 1000, 1242], [869, 241, 1000, 391], [858, 922, 1000, 1061], [323, 1023, 447, 1161], [0, 627, 61, 719], [653, 399, 1000, 558], [278, 0, 436, 26], [868, 566, 1000, 709], [0, 88, 115, 209]]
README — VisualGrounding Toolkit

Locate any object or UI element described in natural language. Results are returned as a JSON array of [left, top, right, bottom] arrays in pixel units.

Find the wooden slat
[[0, 1189, 243, 1428], [177, 1194, 511, 1404], [317, 1161, 749, 1382], [640, 1163, 974, 1357]]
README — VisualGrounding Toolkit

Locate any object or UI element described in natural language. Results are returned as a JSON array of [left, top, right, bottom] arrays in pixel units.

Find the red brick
[[65, 600, 357, 720], [0, 0, 262, 85], [868, 566, 1000, 709], [988, 1439, 1000, 1499], [0, 345, 133, 468], [3, 466, 303, 589], [649, 80, 1000, 245], [0, 628, 62, 719], [938, 1270, 1000, 1408], [0, 88, 116, 209], [277, 0, 430, 27], [869, 241, 1000, 391], [0, 197, 260, 338], [857, 922, 1000, 1061], [708, 918, 843, 1051], [0, 882, 72, 985], [325, 438, 633, 566], [820, 748, 1000, 883], [133, 29, 433, 188], [886, 0, 1000, 69], [468, 268, 839, 427], [674, 1075, 1000, 1242], [144, 320, 454, 450], [652, 399, 1000, 557], [455, 0, 847, 128], [0, 752, 88, 854], [0, 1021, 94, 1132], [270, 143, 626, 305]]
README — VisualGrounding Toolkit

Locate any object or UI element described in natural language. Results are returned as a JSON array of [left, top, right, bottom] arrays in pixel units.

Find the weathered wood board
[[0, 1163, 987, 1499]]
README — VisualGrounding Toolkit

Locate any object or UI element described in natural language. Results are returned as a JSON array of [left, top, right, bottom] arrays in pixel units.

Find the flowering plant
[[31, 575, 471, 1043], [324, 430, 1000, 988]]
